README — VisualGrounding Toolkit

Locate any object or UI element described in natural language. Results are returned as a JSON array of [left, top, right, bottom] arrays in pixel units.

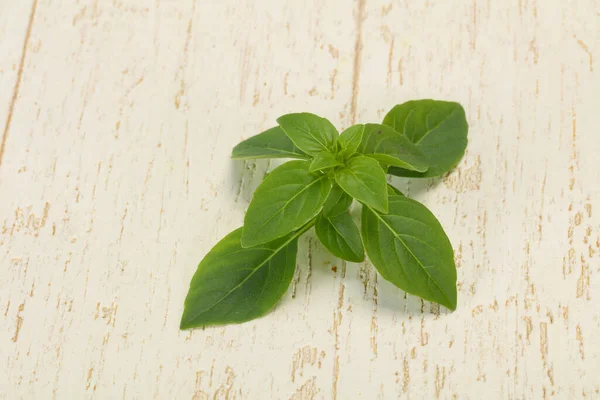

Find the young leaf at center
[[361, 193, 457, 310], [334, 155, 388, 213], [242, 160, 331, 247], [337, 124, 365, 159], [309, 150, 343, 172]]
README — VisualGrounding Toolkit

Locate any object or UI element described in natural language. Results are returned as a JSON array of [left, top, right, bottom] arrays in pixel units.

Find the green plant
[[180, 99, 468, 329]]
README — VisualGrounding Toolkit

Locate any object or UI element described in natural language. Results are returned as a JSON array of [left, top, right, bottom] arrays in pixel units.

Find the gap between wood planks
[[0, 0, 38, 168], [349, 0, 365, 126]]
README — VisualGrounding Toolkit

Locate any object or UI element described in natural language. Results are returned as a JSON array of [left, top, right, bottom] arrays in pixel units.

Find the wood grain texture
[[1, 0, 598, 399]]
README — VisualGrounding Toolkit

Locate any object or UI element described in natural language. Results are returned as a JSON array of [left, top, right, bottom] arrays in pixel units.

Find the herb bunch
[[181, 99, 468, 329]]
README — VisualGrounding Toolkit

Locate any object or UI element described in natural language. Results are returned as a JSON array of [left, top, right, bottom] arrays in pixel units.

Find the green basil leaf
[[231, 126, 310, 160], [242, 160, 331, 247], [316, 212, 364, 262], [337, 124, 365, 159], [361, 194, 457, 310], [358, 124, 429, 172], [382, 100, 468, 177], [322, 184, 353, 217], [334, 155, 388, 213], [276, 113, 338, 156], [180, 227, 303, 329], [309, 150, 343, 172], [387, 184, 404, 196]]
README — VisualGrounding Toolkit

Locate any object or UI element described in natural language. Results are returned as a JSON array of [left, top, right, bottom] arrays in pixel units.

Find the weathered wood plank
[[0, 0, 598, 399]]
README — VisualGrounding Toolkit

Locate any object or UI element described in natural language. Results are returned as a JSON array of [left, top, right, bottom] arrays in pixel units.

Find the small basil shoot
[[181, 99, 468, 329]]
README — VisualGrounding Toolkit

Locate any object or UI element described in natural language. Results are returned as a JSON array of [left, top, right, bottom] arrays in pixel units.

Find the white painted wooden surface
[[1, 1, 598, 399]]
